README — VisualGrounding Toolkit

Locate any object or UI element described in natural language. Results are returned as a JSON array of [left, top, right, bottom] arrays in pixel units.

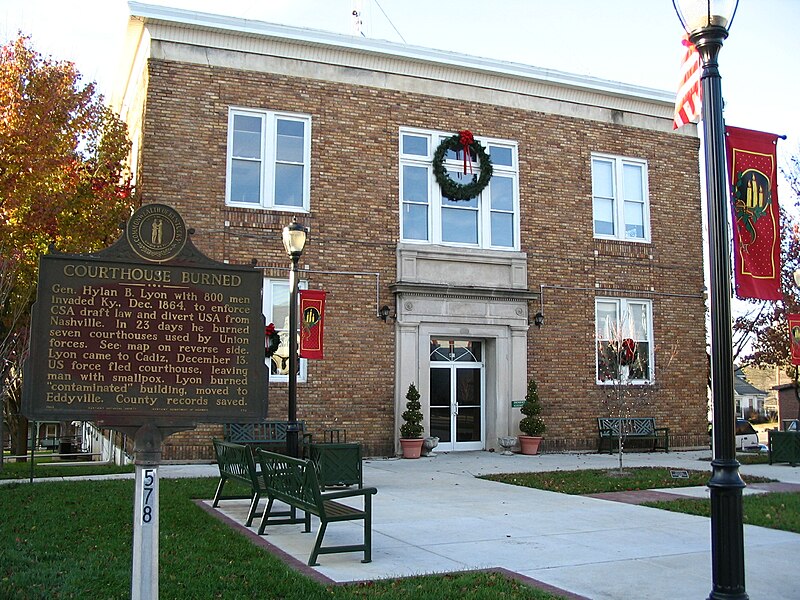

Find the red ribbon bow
[[458, 129, 474, 175], [265, 323, 276, 337]]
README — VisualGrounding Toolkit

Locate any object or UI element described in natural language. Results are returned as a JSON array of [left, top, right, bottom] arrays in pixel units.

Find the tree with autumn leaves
[[1, 35, 134, 459], [733, 146, 800, 420]]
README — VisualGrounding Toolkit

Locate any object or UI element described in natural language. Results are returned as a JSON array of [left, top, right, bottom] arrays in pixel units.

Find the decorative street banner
[[22, 204, 268, 427], [726, 126, 782, 300], [299, 289, 326, 359], [788, 314, 800, 366]]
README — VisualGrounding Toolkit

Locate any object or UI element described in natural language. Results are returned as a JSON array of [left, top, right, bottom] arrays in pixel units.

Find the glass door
[[429, 339, 484, 451]]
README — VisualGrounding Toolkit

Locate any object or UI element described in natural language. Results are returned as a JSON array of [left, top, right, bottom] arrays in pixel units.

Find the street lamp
[[282, 219, 308, 457], [673, 2, 746, 599]]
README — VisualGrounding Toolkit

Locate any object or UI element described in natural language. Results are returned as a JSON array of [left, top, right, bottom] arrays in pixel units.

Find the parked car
[[735, 419, 761, 450]]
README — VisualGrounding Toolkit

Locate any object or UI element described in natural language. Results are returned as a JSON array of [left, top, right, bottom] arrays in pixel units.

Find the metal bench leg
[[212, 477, 226, 507], [258, 498, 275, 535], [308, 521, 328, 566], [245, 491, 261, 527], [362, 497, 373, 563]]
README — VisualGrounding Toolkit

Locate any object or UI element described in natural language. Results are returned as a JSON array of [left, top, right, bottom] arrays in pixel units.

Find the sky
[[1, 0, 798, 149]]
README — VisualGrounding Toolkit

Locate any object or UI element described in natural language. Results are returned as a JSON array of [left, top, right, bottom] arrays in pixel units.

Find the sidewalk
[[5, 450, 799, 598], [199, 450, 800, 600]]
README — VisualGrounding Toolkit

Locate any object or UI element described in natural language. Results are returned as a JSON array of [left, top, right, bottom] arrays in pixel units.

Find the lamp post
[[673, 2, 746, 599], [282, 219, 308, 458]]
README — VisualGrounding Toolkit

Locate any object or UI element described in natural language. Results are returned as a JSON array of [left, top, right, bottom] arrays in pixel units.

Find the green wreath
[[432, 130, 493, 201]]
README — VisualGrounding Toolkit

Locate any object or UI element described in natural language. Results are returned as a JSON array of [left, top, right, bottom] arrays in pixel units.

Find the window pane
[[593, 198, 615, 235], [491, 212, 513, 247], [271, 282, 290, 331], [230, 159, 261, 203], [626, 303, 649, 339], [629, 341, 650, 379], [274, 163, 303, 206], [592, 159, 614, 197], [623, 164, 644, 200], [402, 165, 429, 203], [490, 176, 513, 211], [489, 146, 512, 166], [624, 201, 645, 239], [402, 134, 428, 156], [596, 301, 618, 338], [442, 207, 478, 244], [403, 203, 428, 240], [233, 115, 262, 159], [276, 119, 305, 163]]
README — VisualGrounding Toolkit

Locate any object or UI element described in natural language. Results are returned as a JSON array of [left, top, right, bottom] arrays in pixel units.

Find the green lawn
[[643, 492, 800, 534], [0, 477, 563, 599], [481, 466, 772, 495], [0, 458, 135, 480]]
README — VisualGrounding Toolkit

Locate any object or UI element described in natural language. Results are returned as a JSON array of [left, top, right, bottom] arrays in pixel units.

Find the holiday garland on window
[[432, 130, 493, 201]]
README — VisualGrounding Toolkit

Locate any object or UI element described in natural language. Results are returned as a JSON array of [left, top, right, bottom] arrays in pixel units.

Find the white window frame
[[263, 278, 307, 383], [399, 127, 520, 250], [595, 297, 654, 385], [591, 153, 650, 242], [226, 107, 311, 212]]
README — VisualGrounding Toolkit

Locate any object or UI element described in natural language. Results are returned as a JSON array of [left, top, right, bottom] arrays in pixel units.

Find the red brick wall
[[138, 59, 707, 459]]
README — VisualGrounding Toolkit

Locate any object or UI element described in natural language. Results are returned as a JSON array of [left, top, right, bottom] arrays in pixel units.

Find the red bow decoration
[[619, 338, 636, 366], [265, 323, 280, 357], [458, 129, 474, 175]]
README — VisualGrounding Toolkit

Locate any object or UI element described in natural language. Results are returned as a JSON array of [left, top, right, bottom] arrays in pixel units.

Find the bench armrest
[[321, 487, 378, 501], [655, 427, 670, 434]]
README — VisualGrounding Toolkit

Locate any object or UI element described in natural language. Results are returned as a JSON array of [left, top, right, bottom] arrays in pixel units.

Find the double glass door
[[429, 339, 484, 451]]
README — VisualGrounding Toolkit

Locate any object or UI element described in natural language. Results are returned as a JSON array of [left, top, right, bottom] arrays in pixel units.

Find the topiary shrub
[[519, 378, 546, 437], [400, 383, 424, 439]]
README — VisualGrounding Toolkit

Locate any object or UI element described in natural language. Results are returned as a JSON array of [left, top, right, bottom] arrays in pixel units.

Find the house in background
[[104, 2, 709, 459], [733, 368, 768, 420]]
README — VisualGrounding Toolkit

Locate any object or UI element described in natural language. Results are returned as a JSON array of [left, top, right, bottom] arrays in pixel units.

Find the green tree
[[0, 35, 133, 458], [400, 383, 423, 439], [519, 379, 545, 437]]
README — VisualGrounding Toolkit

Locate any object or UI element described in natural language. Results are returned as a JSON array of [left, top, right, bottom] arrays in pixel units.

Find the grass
[[643, 492, 800, 534], [0, 458, 135, 480], [0, 477, 563, 599], [481, 467, 773, 495]]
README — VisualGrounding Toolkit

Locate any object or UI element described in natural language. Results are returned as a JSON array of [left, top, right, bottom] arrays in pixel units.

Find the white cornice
[[125, 2, 692, 134]]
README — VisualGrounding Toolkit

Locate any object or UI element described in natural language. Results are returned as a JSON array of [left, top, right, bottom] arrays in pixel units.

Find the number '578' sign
[[141, 468, 156, 525]]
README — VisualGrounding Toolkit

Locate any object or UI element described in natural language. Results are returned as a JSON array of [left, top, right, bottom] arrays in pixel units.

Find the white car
[[735, 419, 761, 450]]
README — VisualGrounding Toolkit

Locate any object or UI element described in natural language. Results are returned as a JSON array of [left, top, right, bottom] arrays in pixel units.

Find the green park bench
[[211, 439, 298, 527], [597, 417, 670, 454], [255, 449, 377, 566]]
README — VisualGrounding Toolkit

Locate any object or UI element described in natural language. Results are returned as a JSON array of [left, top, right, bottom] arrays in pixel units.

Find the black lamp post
[[282, 219, 308, 457], [673, 2, 746, 599]]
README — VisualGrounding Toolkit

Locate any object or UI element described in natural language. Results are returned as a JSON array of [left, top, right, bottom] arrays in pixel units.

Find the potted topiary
[[518, 378, 546, 455], [399, 383, 425, 458]]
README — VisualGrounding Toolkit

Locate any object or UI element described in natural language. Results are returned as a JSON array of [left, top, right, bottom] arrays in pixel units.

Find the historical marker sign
[[22, 204, 267, 427]]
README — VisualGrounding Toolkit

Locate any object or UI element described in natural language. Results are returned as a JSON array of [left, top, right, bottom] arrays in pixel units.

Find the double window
[[595, 298, 653, 384], [226, 108, 311, 211], [591, 154, 649, 242], [263, 278, 307, 382], [400, 129, 519, 250]]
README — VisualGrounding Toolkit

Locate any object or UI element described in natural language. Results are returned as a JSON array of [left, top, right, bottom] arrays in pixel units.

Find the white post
[[130, 424, 162, 600]]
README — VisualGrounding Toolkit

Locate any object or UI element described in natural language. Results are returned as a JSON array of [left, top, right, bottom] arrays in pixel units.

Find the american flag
[[673, 36, 701, 129]]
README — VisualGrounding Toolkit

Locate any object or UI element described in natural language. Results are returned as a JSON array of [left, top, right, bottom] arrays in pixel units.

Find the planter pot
[[518, 435, 542, 455], [422, 436, 439, 457], [400, 438, 424, 459]]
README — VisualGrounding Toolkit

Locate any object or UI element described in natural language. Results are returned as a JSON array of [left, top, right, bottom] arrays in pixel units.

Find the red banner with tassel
[[299, 289, 326, 359]]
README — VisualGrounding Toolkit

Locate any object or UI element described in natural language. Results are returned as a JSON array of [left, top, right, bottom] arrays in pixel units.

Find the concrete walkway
[[197, 450, 800, 600], [6, 450, 800, 598]]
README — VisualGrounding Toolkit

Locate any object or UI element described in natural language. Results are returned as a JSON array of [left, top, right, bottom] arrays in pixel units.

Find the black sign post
[[22, 204, 268, 599]]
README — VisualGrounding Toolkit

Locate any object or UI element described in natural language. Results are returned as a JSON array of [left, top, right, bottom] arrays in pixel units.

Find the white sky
[[1, 0, 798, 147]]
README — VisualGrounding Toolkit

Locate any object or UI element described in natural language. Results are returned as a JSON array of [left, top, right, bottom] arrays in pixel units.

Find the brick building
[[114, 2, 708, 459]]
